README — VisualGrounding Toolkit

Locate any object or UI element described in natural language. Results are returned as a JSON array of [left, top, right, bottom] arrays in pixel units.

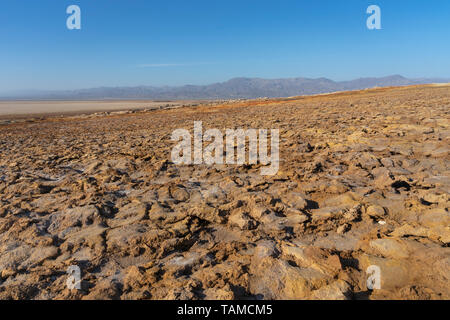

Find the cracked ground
[[0, 84, 449, 300]]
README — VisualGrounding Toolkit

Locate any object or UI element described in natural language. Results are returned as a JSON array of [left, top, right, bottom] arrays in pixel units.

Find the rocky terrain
[[0, 84, 448, 300]]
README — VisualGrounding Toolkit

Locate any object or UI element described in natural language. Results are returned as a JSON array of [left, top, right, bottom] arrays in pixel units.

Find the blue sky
[[1, 0, 449, 92]]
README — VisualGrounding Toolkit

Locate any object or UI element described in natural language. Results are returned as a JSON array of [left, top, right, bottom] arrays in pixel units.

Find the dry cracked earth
[[0, 85, 449, 300]]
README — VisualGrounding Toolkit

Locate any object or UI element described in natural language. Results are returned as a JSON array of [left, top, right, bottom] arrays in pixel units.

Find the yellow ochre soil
[[0, 84, 448, 300]]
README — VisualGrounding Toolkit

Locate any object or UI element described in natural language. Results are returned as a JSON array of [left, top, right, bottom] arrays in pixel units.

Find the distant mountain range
[[2, 75, 449, 100]]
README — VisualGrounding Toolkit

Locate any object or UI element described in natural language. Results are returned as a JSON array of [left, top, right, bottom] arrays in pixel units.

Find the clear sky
[[1, 0, 449, 92]]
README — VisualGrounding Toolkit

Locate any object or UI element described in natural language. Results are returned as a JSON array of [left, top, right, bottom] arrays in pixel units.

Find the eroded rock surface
[[0, 85, 449, 300]]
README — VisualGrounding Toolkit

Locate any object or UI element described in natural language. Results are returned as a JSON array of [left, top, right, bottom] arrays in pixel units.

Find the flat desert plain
[[0, 100, 203, 117], [0, 84, 449, 300]]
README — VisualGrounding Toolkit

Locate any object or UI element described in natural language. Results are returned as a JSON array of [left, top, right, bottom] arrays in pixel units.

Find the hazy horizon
[[0, 74, 449, 95], [1, 74, 449, 101]]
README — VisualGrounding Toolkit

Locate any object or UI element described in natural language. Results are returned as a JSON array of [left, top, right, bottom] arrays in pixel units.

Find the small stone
[[282, 192, 308, 210], [229, 212, 256, 230], [337, 224, 350, 234], [311, 280, 351, 300], [366, 205, 386, 218]]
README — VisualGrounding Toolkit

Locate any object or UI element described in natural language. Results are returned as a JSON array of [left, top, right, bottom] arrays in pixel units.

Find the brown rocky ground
[[0, 84, 448, 300]]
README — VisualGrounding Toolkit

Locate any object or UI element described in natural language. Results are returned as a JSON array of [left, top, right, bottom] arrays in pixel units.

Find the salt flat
[[0, 100, 197, 116]]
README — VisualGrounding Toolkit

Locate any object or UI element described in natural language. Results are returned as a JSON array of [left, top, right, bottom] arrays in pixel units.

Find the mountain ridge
[[2, 75, 449, 100]]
